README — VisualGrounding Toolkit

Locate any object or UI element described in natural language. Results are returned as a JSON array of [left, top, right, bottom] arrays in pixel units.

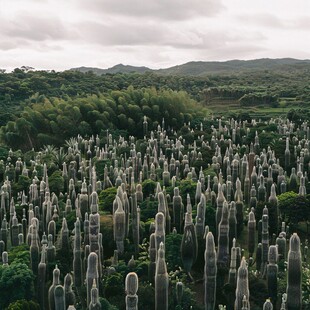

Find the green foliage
[[49, 170, 64, 195], [165, 233, 183, 272], [99, 297, 119, 310], [8, 244, 30, 265], [142, 179, 157, 198], [278, 191, 310, 228], [99, 187, 117, 213], [7, 299, 40, 310], [0, 262, 35, 309]]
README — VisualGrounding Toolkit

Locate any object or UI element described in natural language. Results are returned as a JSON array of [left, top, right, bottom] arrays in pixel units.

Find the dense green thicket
[[1, 87, 204, 150]]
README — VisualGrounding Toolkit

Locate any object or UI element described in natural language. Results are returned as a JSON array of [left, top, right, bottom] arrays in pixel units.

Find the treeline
[[1, 87, 205, 150]]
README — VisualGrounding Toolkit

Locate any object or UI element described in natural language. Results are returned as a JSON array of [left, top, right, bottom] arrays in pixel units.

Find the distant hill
[[71, 58, 310, 76]]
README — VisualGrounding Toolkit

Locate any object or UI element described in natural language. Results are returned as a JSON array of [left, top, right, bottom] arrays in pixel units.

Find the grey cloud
[[79, 0, 225, 20], [0, 13, 77, 42], [237, 13, 285, 28]]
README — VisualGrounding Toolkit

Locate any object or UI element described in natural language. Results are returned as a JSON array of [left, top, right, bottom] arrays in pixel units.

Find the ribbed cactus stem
[[267, 245, 278, 305], [228, 238, 237, 287], [204, 232, 217, 310], [263, 299, 273, 310], [113, 196, 125, 254], [125, 272, 139, 310], [86, 252, 99, 307], [64, 273, 76, 308], [73, 218, 83, 289], [195, 194, 206, 237], [181, 212, 198, 274], [286, 233, 302, 310], [155, 242, 168, 310], [235, 257, 250, 310], [38, 245, 47, 310], [54, 285, 65, 310], [217, 201, 229, 266], [89, 279, 101, 310], [48, 265, 60, 310], [173, 187, 184, 233], [155, 212, 165, 259], [247, 209, 256, 257]]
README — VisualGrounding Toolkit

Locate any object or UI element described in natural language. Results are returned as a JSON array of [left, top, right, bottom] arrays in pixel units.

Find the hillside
[[71, 58, 310, 76]]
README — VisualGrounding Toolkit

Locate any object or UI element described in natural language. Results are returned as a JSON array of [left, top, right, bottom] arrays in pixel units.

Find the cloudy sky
[[0, 0, 309, 71]]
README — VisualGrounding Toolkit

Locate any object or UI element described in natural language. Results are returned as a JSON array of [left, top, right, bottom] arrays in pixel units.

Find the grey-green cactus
[[73, 218, 83, 289], [235, 257, 250, 310], [125, 272, 139, 310], [286, 233, 302, 310], [54, 284, 65, 310], [86, 252, 99, 307], [113, 196, 125, 254], [64, 273, 76, 308], [172, 187, 184, 233], [247, 209, 256, 257], [217, 201, 229, 266], [89, 279, 101, 310], [267, 245, 278, 306], [155, 242, 168, 310], [48, 265, 60, 310], [204, 232, 217, 310], [38, 245, 47, 310]]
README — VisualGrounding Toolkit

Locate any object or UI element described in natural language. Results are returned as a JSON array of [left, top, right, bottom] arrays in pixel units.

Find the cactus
[[235, 257, 250, 310], [268, 183, 279, 235], [113, 196, 125, 254], [64, 273, 76, 308], [263, 299, 273, 310], [155, 242, 168, 310], [215, 184, 225, 238], [276, 232, 286, 262], [228, 202, 237, 249], [181, 212, 198, 275], [261, 212, 269, 275], [176, 281, 184, 306], [30, 219, 40, 276], [267, 245, 278, 306], [286, 233, 302, 310], [247, 209, 256, 257], [38, 245, 47, 310], [217, 201, 229, 266], [195, 194, 206, 237], [125, 272, 139, 310], [204, 232, 217, 310], [155, 212, 165, 258], [228, 238, 237, 287], [54, 285, 65, 310], [73, 218, 83, 289], [149, 233, 156, 283], [89, 279, 101, 310], [47, 234, 56, 263], [172, 187, 184, 233], [48, 265, 60, 310], [86, 252, 99, 307]]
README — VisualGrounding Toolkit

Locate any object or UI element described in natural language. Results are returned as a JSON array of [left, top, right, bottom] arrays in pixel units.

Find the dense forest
[[0, 65, 309, 310]]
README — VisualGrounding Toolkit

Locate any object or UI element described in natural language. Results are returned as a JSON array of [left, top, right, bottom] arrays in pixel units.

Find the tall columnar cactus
[[64, 273, 76, 308], [204, 232, 217, 310], [11, 214, 19, 246], [38, 245, 47, 310], [125, 272, 139, 310], [276, 232, 286, 262], [235, 257, 250, 310], [285, 137, 290, 171], [30, 219, 40, 276], [149, 233, 156, 283], [173, 187, 184, 233], [54, 285, 66, 310], [267, 245, 278, 306], [113, 196, 125, 254], [195, 194, 206, 237], [155, 242, 168, 310], [228, 238, 237, 287], [80, 179, 89, 219], [131, 193, 140, 258], [268, 183, 279, 235], [181, 212, 198, 275], [217, 201, 229, 266], [155, 212, 165, 258], [86, 252, 99, 307], [215, 184, 225, 238], [262, 212, 269, 274], [162, 161, 170, 187], [228, 202, 237, 251], [47, 234, 56, 263], [263, 299, 273, 310], [89, 279, 101, 310], [247, 209, 256, 257], [286, 233, 302, 310], [73, 218, 83, 290], [48, 265, 60, 310]]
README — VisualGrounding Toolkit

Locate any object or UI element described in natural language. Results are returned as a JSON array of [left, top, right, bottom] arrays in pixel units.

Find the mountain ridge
[[70, 58, 310, 76]]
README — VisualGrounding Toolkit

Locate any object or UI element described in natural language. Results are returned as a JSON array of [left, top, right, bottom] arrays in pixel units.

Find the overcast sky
[[0, 0, 309, 71]]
